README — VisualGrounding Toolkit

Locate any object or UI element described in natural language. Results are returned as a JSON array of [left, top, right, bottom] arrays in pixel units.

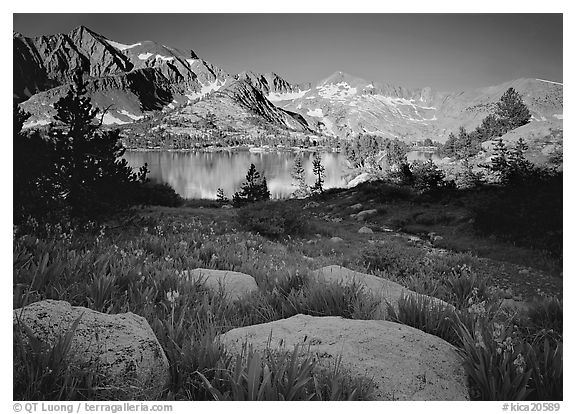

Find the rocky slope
[[265, 71, 563, 142], [15, 26, 562, 145]]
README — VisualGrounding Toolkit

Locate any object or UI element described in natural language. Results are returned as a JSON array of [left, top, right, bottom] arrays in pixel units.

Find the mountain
[[14, 26, 563, 145], [262, 71, 563, 142]]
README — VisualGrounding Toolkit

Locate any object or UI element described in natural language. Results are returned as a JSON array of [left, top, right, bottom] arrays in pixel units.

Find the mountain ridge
[[14, 25, 563, 144]]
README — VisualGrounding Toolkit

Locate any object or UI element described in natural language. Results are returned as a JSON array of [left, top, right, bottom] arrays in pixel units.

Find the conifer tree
[[216, 188, 228, 202], [291, 155, 308, 198], [495, 88, 531, 131], [311, 153, 326, 193], [48, 71, 144, 216], [233, 164, 270, 206]]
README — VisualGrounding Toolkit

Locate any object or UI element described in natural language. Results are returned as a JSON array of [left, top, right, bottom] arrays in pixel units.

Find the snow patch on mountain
[[102, 113, 130, 125], [267, 89, 310, 102], [155, 55, 174, 61], [185, 79, 227, 101], [536, 79, 563, 86], [119, 110, 144, 121], [318, 82, 358, 101], [22, 119, 50, 129], [307, 108, 324, 117], [106, 40, 142, 50], [305, 107, 336, 136], [138, 53, 153, 60]]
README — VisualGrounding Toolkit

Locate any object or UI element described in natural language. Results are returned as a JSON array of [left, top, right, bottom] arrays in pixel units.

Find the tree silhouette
[[495, 88, 531, 131], [233, 164, 270, 206], [311, 153, 326, 193], [291, 155, 308, 198], [48, 71, 145, 217]]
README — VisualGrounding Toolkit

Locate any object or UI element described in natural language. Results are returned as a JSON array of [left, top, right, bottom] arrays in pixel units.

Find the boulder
[[347, 172, 371, 188], [310, 265, 453, 318], [330, 236, 344, 243], [219, 314, 469, 401], [358, 226, 373, 234], [350, 203, 363, 211], [355, 209, 378, 221], [13, 300, 169, 399], [185, 268, 258, 300]]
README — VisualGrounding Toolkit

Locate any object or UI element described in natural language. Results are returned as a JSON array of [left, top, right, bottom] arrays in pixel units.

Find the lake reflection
[[123, 150, 353, 199]]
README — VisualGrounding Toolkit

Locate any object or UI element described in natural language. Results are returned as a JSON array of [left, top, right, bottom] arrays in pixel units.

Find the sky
[[13, 13, 563, 91]]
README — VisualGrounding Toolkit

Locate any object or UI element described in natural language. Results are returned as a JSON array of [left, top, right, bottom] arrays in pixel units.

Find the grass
[[13, 191, 562, 401], [387, 292, 562, 401], [13, 210, 382, 400]]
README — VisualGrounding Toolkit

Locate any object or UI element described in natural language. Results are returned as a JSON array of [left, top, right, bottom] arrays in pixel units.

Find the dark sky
[[13, 13, 563, 91]]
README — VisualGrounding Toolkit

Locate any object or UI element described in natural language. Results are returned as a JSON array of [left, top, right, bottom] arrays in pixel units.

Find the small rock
[[350, 203, 363, 211], [382, 227, 394, 232], [330, 237, 344, 243], [519, 269, 530, 275], [356, 209, 378, 221], [221, 204, 233, 209], [358, 226, 373, 234], [315, 233, 322, 238]]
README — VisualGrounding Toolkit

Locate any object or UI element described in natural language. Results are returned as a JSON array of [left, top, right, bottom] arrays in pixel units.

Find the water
[[406, 150, 441, 163], [123, 150, 353, 199], [123, 149, 439, 200]]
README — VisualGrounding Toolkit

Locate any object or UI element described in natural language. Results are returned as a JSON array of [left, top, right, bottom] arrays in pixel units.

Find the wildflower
[[166, 289, 180, 303], [468, 301, 486, 317], [513, 353, 526, 375]]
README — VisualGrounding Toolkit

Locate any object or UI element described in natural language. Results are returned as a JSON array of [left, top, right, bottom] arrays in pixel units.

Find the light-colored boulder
[[219, 314, 469, 401], [358, 226, 373, 234], [356, 209, 378, 221], [347, 172, 371, 188], [13, 300, 169, 399], [350, 203, 363, 211], [185, 268, 258, 300], [310, 265, 453, 318], [330, 236, 344, 243]]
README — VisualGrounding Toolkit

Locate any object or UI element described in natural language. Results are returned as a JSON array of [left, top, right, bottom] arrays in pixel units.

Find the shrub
[[411, 160, 447, 191], [135, 182, 183, 207], [237, 202, 308, 239], [473, 162, 562, 256]]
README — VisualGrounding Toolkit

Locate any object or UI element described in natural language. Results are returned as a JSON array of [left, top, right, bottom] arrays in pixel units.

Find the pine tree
[[48, 71, 144, 216], [216, 188, 228, 202], [232, 164, 270, 206], [311, 152, 326, 193], [291, 155, 308, 198], [495, 87, 531, 131]]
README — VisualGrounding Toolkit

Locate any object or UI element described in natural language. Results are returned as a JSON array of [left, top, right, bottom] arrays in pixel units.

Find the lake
[[123, 149, 438, 200]]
